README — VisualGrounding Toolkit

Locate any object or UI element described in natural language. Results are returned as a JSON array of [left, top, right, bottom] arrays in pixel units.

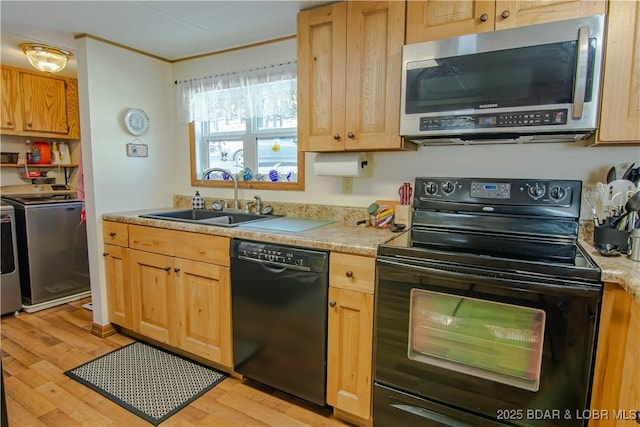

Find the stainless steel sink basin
[[139, 209, 279, 227]]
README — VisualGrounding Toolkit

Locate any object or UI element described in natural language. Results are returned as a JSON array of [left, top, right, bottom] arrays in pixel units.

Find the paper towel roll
[[314, 152, 368, 176]]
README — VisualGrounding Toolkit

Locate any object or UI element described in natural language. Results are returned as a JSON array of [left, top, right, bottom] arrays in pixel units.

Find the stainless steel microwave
[[400, 15, 606, 145]]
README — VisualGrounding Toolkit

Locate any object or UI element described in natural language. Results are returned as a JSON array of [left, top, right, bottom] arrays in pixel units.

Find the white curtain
[[175, 61, 297, 125]]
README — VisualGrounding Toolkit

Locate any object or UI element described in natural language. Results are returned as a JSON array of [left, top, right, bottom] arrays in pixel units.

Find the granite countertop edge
[[580, 238, 640, 304], [102, 208, 395, 257]]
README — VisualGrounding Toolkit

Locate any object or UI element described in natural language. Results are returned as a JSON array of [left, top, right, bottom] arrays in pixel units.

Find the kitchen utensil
[[621, 162, 636, 180], [594, 243, 621, 257], [606, 166, 617, 183], [609, 191, 640, 228], [628, 228, 640, 262], [399, 182, 412, 205], [583, 187, 599, 226]]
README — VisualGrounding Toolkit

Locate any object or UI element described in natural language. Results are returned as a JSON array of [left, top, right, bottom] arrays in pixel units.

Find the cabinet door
[[596, 0, 640, 144], [104, 244, 132, 329], [175, 258, 232, 367], [406, 0, 495, 44], [1, 67, 21, 131], [297, 2, 347, 151], [344, 1, 405, 151], [130, 249, 177, 345], [495, 0, 606, 30], [20, 72, 68, 134], [617, 301, 639, 426], [327, 287, 374, 420]]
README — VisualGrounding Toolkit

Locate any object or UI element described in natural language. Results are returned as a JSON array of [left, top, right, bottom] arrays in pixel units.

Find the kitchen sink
[[139, 209, 279, 227]]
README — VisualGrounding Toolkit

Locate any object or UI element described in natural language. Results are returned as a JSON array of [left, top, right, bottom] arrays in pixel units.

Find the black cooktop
[[378, 177, 601, 284], [379, 229, 601, 283]]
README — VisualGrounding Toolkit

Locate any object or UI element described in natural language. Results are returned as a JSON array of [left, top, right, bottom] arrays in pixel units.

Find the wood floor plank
[[1, 298, 351, 427], [33, 381, 113, 427], [4, 375, 57, 417]]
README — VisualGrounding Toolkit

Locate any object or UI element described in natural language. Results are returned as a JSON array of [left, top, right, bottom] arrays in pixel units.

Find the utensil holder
[[594, 226, 629, 253]]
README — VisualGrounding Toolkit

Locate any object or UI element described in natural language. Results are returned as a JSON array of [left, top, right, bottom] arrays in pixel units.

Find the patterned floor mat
[[65, 341, 227, 425]]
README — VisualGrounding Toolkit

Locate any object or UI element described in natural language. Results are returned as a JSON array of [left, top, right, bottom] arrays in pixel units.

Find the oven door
[[375, 257, 601, 427]]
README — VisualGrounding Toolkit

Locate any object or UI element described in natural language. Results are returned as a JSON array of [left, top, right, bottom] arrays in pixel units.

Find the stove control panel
[[414, 178, 581, 215]]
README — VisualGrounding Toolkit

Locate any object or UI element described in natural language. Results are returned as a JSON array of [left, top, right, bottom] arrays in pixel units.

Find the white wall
[[76, 37, 175, 326], [171, 39, 640, 212]]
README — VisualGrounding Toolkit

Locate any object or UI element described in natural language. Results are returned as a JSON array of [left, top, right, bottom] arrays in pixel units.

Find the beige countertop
[[102, 208, 397, 257], [580, 239, 640, 304], [102, 209, 640, 302]]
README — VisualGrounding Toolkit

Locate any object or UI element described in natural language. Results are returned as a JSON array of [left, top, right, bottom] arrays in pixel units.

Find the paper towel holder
[[314, 152, 369, 176]]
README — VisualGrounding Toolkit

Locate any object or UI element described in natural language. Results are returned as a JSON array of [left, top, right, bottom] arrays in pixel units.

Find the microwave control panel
[[419, 109, 568, 131]]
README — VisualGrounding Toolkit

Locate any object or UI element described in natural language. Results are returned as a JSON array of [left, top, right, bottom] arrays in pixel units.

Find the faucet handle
[[245, 201, 256, 213]]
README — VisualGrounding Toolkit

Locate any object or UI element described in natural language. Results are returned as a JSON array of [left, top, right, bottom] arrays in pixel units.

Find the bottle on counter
[[192, 191, 204, 209]]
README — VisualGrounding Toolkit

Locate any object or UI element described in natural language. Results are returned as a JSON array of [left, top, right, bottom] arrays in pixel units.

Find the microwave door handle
[[572, 26, 590, 119]]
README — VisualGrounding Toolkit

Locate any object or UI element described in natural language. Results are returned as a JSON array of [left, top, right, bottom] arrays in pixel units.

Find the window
[[178, 61, 302, 190]]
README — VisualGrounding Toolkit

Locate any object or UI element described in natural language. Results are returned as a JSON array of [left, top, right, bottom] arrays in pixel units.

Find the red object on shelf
[[32, 141, 51, 164]]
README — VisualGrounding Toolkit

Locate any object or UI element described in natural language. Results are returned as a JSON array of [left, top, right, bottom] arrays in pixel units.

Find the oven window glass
[[405, 40, 596, 114], [408, 289, 545, 391]]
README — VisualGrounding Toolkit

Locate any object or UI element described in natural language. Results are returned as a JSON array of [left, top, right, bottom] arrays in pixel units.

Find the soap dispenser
[[191, 191, 204, 209]]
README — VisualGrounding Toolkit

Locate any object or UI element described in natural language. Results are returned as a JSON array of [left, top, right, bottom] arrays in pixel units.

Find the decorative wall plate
[[124, 108, 150, 136]]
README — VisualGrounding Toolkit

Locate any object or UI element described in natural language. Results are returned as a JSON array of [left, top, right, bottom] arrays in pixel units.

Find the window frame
[[189, 121, 305, 190]]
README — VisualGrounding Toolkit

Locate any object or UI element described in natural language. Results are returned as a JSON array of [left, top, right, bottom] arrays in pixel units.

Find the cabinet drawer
[[103, 221, 129, 247], [174, 231, 230, 267], [330, 253, 375, 294], [129, 225, 175, 256]]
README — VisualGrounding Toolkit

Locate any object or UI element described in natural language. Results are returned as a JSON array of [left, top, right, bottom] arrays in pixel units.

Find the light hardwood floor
[[1, 298, 350, 427]]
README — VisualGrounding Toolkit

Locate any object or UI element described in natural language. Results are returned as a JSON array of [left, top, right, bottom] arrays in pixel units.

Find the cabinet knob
[[102, 252, 108, 257], [164, 266, 171, 272], [501, 10, 510, 18], [333, 134, 341, 140], [109, 232, 116, 237], [174, 268, 181, 273], [6, 122, 13, 127], [635, 411, 640, 424], [345, 270, 353, 278], [347, 132, 355, 139], [26, 123, 32, 128], [329, 301, 337, 307], [479, 13, 488, 22]]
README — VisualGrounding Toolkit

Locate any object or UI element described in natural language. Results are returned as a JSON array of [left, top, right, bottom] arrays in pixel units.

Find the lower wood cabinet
[[103, 244, 132, 329], [174, 257, 232, 367], [589, 283, 640, 426], [103, 222, 232, 369], [327, 252, 375, 422]]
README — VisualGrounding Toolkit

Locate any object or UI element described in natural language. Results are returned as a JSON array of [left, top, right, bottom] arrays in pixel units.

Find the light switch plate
[[126, 143, 148, 157], [342, 176, 353, 194]]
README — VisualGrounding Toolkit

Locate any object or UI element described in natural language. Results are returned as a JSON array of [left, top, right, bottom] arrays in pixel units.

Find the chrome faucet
[[253, 195, 262, 213], [201, 167, 239, 210]]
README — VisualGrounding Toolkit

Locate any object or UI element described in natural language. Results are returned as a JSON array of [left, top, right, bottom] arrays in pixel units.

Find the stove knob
[[549, 185, 567, 201], [441, 181, 456, 195], [424, 181, 438, 195], [527, 182, 546, 199]]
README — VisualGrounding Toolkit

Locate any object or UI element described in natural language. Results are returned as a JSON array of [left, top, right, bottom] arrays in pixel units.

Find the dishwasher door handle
[[237, 255, 311, 272]]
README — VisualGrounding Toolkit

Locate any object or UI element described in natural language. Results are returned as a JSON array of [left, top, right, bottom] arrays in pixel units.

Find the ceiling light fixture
[[19, 43, 72, 73]]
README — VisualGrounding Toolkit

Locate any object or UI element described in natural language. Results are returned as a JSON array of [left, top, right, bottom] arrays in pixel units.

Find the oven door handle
[[391, 404, 469, 427], [377, 258, 600, 295]]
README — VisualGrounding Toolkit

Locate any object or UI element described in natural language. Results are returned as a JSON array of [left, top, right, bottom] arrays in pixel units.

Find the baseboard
[[90, 322, 117, 338]]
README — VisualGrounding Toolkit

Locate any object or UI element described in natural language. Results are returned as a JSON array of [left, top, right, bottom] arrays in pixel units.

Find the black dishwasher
[[230, 239, 329, 406]]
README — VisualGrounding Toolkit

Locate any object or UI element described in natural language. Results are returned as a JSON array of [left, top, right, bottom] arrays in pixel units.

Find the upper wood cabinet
[[0, 65, 81, 139], [406, 0, 606, 44], [298, 1, 414, 152], [594, 0, 640, 144]]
